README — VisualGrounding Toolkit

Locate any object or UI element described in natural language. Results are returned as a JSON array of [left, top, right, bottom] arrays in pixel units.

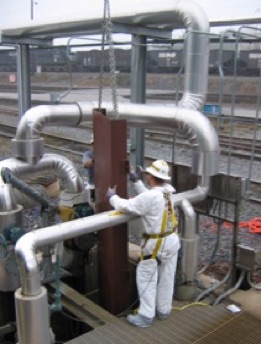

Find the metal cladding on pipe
[[179, 199, 199, 282], [175, 198, 199, 300], [0, 154, 83, 213], [14, 104, 82, 140], [16, 211, 136, 296], [173, 1, 209, 109], [171, 176, 210, 206], [78, 101, 220, 176], [15, 287, 52, 344], [12, 101, 219, 176], [2, 0, 209, 110], [181, 198, 197, 240], [12, 104, 82, 163]]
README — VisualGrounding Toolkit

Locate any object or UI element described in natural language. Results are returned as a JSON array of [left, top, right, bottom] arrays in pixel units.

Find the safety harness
[[141, 193, 178, 261]]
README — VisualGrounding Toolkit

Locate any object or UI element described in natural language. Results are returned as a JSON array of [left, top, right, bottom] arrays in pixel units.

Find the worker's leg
[[127, 259, 157, 327], [156, 234, 180, 318]]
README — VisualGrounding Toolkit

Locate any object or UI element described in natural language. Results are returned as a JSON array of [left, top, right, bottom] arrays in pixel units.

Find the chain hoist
[[99, 0, 119, 119]]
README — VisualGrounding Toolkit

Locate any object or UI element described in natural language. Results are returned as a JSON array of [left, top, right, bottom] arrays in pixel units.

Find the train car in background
[[246, 50, 261, 75], [147, 49, 183, 73], [0, 46, 260, 76], [0, 49, 17, 72]]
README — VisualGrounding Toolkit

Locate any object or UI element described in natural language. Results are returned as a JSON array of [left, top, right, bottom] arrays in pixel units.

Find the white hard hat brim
[[145, 166, 171, 181]]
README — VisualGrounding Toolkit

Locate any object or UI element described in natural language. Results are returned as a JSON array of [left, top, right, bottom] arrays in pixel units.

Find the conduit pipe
[[0, 153, 84, 213], [12, 102, 219, 178]]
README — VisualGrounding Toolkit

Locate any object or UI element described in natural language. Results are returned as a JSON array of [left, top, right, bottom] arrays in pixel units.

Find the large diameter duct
[[12, 102, 219, 177]]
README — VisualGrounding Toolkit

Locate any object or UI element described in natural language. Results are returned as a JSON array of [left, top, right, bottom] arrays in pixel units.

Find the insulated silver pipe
[[16, 211, 136, 296], [173, 0, 209, 108], [3, 1, 209, 110], [171, 175, 210, 205], [175, 199, 199, 300], [0, 153, 84, 213], [13, 102, 219, 177]]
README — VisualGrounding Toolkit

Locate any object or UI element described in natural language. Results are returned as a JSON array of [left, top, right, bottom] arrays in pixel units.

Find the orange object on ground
[[223, 217, 261, 233], [247, 217, 261, 233]]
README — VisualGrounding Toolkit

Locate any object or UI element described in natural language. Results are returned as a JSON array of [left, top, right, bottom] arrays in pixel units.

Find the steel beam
[[112, 23, 172, 39], [130, 35, 147, 169], [16, 44, 31, 118], [93, 110, 129, 315]]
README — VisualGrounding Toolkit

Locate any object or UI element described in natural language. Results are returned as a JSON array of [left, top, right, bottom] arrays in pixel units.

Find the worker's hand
[[129, 166, 138, 183], [106, 185, 117, 200]]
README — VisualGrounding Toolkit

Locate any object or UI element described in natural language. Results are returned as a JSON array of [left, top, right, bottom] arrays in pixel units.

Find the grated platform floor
[[65, 300, 261, 344]]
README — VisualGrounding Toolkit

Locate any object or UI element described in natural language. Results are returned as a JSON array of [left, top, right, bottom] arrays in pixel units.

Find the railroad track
[[0, 84, 259, 103]]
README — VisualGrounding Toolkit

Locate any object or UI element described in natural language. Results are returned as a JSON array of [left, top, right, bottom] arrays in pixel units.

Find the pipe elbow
[[15, 106, 52, 140], [12, 106, 49, 164], [16, 232, 42, 296], [16, 232, 37, 272]]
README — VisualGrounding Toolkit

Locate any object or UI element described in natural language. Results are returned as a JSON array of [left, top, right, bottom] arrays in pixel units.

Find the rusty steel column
[[93, 110, 129, 315]]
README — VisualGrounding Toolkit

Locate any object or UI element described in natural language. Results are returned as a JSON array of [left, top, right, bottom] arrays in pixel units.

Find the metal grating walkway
[[65, 301, 261, 344]]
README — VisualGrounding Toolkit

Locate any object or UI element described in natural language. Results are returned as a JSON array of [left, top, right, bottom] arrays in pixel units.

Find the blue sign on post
[[203, 104, 220, 115]]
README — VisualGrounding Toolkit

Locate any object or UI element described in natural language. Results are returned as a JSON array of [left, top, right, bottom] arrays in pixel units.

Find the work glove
[[129, 166, 138, 183], [106, 185, 117, 200]]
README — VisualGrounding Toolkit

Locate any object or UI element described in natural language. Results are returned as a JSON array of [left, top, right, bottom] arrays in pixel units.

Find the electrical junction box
[[236, 245, 258, 271]]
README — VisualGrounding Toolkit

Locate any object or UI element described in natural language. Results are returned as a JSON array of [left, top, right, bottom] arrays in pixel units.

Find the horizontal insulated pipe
[[16, 211, 136, 296], [4, 0, 209, 110], [13, 102, 220, 176]]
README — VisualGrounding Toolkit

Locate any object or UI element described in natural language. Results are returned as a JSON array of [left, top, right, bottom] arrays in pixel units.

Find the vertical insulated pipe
[[15, 287, 53, 344], [175, 199, 199, 300]]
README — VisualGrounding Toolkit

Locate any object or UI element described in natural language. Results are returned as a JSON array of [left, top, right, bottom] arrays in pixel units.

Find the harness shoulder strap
[[151, 193, 168, 259]]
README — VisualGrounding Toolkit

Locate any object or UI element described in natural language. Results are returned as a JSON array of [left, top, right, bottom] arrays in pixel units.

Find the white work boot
[[126, 313, 154, 328]]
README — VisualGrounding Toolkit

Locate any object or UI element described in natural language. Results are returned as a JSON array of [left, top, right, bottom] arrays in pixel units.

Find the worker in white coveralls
[[106, 160, 180, 328]]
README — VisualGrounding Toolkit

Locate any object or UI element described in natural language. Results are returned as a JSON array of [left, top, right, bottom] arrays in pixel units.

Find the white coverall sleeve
[[133, 180, 148, 194], [109, 192, 150, 216]]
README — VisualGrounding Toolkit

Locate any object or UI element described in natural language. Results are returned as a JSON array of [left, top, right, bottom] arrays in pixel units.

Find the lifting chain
[[99, 0, 119, 119]]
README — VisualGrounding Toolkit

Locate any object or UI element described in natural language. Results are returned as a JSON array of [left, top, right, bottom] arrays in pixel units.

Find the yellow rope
[[173, 302, 209, 311]]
